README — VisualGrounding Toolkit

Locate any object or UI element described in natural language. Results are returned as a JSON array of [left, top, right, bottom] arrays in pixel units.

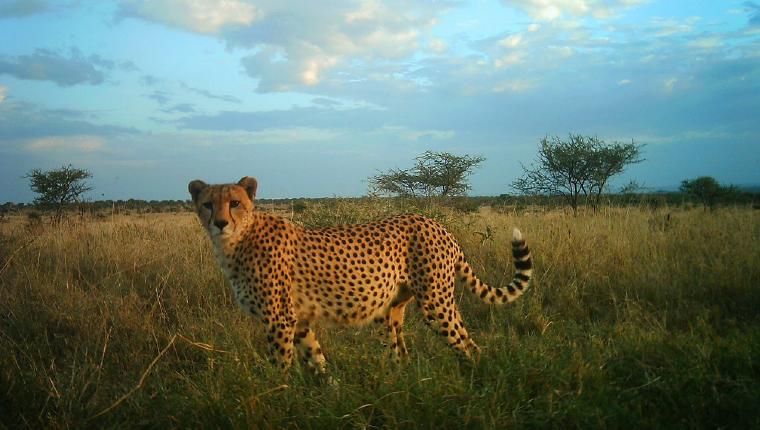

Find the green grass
[[1, 204, 759, 429]]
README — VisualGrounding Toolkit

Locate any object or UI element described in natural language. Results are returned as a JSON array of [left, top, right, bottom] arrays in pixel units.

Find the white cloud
[[344, 0, 386, 24], [300, 56, 339, 87], [130, 1, 447, 92], [549, 45, 575, 58], [119, 0, 260, 34], [403, 128, 455, 141], [375, 125, 455, 141], [640, 54, 657, 63], [492, 79, 536, 93], [483, 23, 582, 74], [166, 127, 342, 146], [622, 129, 736, 146], [95, 159, 158, 168], [500, 0, 647, 21], [428, 38, 447, 54], [245, 127, 341, 144], [663, 77, 678, 92], [494, 52, 525, 68], [0, 85, 6, 103], [499, 34, 523, 48], [689, 36, 723, 50], [618, 79, 631, 85], [650, 17, 697, 37], [0, 48, 115, 87], [25, 135, 106, 152]]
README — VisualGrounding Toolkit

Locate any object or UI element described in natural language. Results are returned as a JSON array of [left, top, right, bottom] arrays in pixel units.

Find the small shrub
[[450, 197, 480, 213], [291, 199, 308, 214], [25, 210, 42, 225]]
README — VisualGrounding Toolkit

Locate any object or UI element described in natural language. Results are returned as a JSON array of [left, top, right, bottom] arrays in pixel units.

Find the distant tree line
[[9, 144, 756, 225]]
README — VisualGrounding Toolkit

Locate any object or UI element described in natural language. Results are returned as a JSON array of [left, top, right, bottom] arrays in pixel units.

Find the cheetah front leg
[[261, 286, 297, 371], [265, 318, 295, 371], [387, 295, 414, 364], [293, 321, 327, 374], [377, 288, 415, 364]]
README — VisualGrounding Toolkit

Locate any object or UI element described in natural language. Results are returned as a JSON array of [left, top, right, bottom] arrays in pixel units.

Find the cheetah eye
[[230, 200, 240, 208], [203, 202, 213, 210]]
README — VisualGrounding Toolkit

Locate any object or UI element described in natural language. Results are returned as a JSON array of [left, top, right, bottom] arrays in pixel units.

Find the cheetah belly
[[292, 276, 398, 326], [291, 244, 408, 326]]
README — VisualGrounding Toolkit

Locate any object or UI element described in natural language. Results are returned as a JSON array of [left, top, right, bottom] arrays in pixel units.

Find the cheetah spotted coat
[[189, 177, 533, 373]]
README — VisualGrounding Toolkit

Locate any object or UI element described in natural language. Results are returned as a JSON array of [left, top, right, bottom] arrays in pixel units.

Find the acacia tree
[[25, 165, 93, 222], [680, 176, 736, 211], [512, 135, 643, 212], [369, 151, 485, 198]]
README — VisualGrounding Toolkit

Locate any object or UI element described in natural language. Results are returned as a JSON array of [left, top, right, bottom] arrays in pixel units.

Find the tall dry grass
[[1, 204, 758, 428]]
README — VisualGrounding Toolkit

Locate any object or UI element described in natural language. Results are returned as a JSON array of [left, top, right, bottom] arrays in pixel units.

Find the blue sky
[[0, 0, 758, 202]]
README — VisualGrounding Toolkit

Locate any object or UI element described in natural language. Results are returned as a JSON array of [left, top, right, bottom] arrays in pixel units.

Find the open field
[[1, 202, 759, 428]]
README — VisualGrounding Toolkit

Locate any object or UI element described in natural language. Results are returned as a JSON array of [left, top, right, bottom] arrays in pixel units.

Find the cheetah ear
[[188, 180, 208, 203], [237, 176, 258, 201]]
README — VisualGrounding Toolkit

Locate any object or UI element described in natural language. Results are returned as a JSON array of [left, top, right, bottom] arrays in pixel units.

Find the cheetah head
[[188, 176, 257, 239]]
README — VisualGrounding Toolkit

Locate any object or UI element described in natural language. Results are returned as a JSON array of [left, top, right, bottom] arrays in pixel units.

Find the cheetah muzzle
[[189, 176, 533, 373]]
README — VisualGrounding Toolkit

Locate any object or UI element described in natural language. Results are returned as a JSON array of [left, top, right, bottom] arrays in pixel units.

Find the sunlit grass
[[1, 204, 758, 428]]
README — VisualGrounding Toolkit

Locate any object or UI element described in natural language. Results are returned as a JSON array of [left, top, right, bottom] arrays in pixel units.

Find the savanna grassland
[[1, 201, 759, 429]]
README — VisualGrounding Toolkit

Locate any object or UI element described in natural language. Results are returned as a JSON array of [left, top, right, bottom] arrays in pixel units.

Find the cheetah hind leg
[[452, 307, 481, 359], [374, 316, 388, 347], [419, 290, 475, 360], [293, 321, 327, 375]]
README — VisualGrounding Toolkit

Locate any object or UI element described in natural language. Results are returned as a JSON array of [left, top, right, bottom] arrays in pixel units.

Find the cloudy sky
[[1, 0, 758, 202]]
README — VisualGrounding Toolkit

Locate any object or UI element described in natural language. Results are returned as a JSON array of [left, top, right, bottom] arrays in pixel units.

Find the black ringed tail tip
[[462, 227, 534, 305]]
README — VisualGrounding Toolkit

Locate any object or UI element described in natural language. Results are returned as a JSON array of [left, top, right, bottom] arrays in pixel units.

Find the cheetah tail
[[458, 228, 533, 305]]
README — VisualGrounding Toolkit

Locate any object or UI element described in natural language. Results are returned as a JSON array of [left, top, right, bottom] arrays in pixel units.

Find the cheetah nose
[[214, 220, 228, 230]]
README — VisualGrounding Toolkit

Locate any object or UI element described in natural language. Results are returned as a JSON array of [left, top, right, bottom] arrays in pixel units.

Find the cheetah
[[189, 177, 533, 373]]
